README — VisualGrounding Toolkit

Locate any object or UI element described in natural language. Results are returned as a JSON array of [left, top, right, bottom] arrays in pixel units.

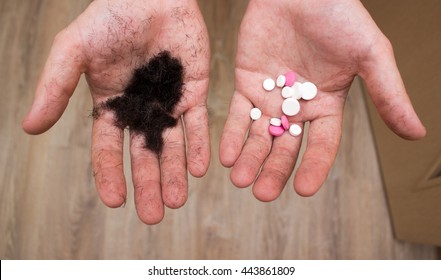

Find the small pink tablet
[[269, 125, 285, 137], [284, 71, 297, 87], [281, 115, 290, 130]]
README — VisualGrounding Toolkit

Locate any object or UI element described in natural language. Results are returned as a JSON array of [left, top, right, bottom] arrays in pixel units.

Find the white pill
[[270, 117, 282, 126], [301, 82, 318, 100], [263, 78, 276, 91], [250, 108, 262, 120], [276, 75, 286, 88], [281, 86, 295, 99], [292, 82, 303, 100], [282, 98, 300, 116], [289, 124, 302, 136]]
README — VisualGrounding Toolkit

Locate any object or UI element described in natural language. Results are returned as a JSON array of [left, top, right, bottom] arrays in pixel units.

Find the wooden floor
[[0, 0, 436, 259]]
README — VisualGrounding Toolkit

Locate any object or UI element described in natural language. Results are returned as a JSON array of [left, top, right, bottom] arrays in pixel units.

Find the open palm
[[220, 0, 425, 201], [22, 0, 210, 224]]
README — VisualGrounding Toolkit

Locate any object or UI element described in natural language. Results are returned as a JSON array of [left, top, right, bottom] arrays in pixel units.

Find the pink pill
[[281, 115, 290, 130], [284, 71, 297, 87], [269, 125, 285, 137]]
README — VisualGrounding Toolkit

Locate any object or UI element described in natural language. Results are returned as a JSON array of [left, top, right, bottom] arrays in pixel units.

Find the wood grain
[[0, 0, 436, 259]]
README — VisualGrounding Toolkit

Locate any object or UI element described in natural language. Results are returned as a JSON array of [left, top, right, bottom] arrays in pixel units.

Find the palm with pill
[[22, 0, 210, 224], [220, 0, 425, 201]]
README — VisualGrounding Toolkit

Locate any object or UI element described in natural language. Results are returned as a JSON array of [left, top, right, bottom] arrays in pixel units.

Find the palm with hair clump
[[23, 0, 210, 224], [220, 0, 425, 201]]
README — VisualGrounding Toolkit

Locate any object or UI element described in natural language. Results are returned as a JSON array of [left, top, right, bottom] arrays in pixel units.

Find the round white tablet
[[282, 98, 300, 116], [270, 117, 282, 126], [289, 124, 302, 136], [250, 108, 262, 120], [276, 75, 286, 88], [263, 78, 276, 91], [292, 82, 303, 100], [281, 86, 294, 98], [301, 82, 318, 100]]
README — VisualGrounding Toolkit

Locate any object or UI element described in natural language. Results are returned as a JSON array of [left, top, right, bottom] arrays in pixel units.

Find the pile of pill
[[249, 71, 317, 137]]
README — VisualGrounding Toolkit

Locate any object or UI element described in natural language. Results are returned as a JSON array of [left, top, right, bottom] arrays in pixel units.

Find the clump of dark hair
[[93, 51, 184, 154]]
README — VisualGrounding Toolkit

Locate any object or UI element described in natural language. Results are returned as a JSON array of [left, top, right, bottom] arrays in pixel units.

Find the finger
[[160, 119, 188, 209], [130, 133, 164, 225], [91, 110, 127, 208], [219, 92, 253, 167], [294, 115, 342, 197], [252, 124, 303, 202], [230, 117, 272, 188], [183, 104, 210, 177], [359, 38, 426, 140], [22, 29, 85, 134]]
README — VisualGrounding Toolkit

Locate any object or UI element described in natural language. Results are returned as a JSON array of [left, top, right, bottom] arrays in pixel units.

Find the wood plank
[[0, 0, 435, 259]]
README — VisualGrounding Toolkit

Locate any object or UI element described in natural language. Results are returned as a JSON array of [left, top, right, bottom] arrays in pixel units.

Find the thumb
[[359, 37, 426, 140], [22, 28, 84, 135]]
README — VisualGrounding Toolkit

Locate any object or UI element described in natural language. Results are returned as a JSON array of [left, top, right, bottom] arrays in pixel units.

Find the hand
[[220, 0, 425, 201], [22, 0, 210, 224]]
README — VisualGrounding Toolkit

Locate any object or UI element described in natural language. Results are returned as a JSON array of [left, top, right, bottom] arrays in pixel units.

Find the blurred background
[[0, 0, 439, 259]]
